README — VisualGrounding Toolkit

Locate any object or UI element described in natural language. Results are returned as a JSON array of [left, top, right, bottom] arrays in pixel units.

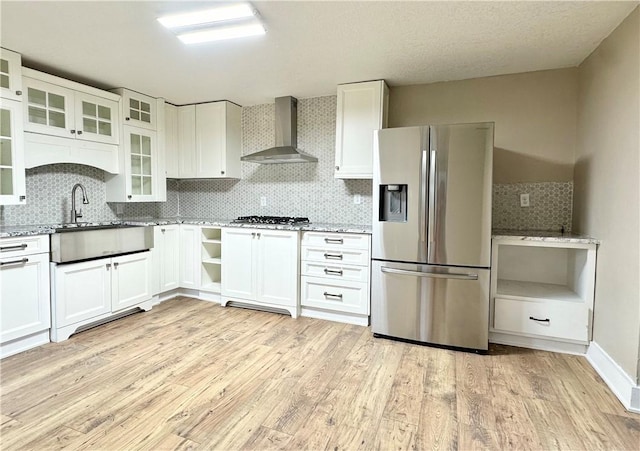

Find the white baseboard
[[489, 331, 588, 355], [586, 341, 640, 414], [301, 307, 369, 326]]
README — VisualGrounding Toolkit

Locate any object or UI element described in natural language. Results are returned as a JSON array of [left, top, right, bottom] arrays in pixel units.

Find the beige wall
[[389, 69, 578, 183], [574, 8, 640, 381]]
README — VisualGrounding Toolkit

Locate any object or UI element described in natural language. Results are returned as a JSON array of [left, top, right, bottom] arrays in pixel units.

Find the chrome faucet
[[71, 183, 89, 223]]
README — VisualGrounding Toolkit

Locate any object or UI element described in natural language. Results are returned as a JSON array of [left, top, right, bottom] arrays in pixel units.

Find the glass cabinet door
[[125, 126, 156, 201], [122, 91, 156, 131], [23, 77, 74, 139], [0, 48, 23, 102], [74, 92, 119, 145], [0, 99, 26, 205]]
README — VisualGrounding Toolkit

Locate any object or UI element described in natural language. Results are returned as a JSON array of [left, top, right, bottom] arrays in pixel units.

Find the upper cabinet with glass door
[[0, 99, 26, 205], [22, 68, 119, 146], [111, 88, 156, 131], [0, 48, 23, 102]]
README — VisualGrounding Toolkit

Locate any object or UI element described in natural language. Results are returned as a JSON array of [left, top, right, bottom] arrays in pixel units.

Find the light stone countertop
[[492, 229, 600, 245], [0, 218, 372, 238]]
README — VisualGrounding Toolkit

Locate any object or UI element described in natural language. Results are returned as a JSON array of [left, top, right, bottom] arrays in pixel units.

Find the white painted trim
[[489, 331, 588, 355], [586, 341, 640, 413], [0, 330, 50, 359]]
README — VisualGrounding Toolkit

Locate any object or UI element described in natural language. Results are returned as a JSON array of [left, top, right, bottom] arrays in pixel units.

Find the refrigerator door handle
[[419, 149, 428, 253], [428, 148, 437, 253], [381, 266, 478, 280]]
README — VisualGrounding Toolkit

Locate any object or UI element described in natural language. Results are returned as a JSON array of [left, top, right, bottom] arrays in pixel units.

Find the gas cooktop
[[232, 216, 310, 225]]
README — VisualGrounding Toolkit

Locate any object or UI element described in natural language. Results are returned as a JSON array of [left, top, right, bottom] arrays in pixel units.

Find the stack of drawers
[[300, 231, 371, 325]]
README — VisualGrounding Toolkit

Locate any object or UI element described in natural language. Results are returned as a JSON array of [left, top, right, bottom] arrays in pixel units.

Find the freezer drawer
[[371, 260, 490, 351]]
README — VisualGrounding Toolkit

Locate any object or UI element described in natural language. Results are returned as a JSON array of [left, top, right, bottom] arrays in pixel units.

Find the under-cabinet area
[[490, 236, 597, 353]]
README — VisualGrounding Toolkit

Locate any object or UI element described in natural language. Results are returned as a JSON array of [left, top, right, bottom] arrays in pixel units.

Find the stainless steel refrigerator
[[371, 123, 493, 352]]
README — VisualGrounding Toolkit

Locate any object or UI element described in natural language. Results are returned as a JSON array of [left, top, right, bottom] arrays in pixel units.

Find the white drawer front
[[0, 235, 49, 257], [302, 232, 370, 251], [302, 246, 369, 266], [301, 261, 369, 283], [494, 297, 589, 342], [301, 276, 369, 315]]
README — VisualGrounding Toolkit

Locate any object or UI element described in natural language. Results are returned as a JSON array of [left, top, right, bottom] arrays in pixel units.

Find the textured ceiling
[[1, 1, 637, 106]]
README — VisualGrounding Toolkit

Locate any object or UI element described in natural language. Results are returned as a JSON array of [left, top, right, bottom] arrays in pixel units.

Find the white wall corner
[[586, 341, 640, 413]]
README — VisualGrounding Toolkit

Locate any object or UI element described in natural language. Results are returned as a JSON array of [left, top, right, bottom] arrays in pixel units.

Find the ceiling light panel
[[178, 22, 266, 44], [158, 3, 256, 29]]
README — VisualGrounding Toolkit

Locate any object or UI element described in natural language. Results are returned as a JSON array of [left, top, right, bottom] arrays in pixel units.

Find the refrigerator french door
[[371, 123, 493, 351]]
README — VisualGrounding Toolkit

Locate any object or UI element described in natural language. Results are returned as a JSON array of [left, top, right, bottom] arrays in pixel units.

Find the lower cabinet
[[51, 251, 152, 342], [221, 228, 299, 318], [300, 231, 371, 326], [489, 237, 597, 353], [0, 235, 51, 358], [179, 224, 201, 290], [152, 225, 180, 295]]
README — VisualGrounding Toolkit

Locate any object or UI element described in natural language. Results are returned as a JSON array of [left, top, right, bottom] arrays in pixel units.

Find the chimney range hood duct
[[241, 96, 318, 164]]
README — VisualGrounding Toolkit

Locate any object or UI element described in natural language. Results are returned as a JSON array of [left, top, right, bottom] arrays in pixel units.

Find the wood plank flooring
[[1, 297, 638, 450]]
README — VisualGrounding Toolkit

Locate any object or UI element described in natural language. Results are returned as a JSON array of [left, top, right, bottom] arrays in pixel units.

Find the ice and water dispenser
[[379, 184, 408, 222]]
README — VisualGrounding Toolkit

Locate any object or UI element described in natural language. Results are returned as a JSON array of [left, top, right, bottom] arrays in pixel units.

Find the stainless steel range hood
[[241, 96, 318, 164]]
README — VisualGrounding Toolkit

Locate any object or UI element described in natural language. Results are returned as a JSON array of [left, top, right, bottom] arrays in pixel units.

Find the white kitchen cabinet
[[164, 103, 179, 179], [180, 224, 201, 290], [111, 88, 157, 131], [51, 251, 152, 342], [300, 231, 371, 325], [172, 101, 241, 179], [334, 80, 388, 179], [0, 98, 26, 205], [1, 48, 23, 102], [200, 226, 222, 293], [489, 237, 597, 353], [0, 235, 50, 358], [152, 225, 180, 295], [221, 228, 299, 318], [22, 68, 120, 173]]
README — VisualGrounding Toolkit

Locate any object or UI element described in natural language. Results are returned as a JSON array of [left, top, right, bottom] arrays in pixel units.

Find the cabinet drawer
[[301, 276, 369, 315], [301, 261, 369, 283], [494, 297, 589, 342], [302, 232, 370, 251], [302, 246, 369, 266], [0, 235, 49, 256]]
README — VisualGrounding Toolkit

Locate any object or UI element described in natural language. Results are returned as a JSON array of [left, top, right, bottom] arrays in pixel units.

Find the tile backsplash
[[1, 94, 571, 230], [492, 181, 573, 231]]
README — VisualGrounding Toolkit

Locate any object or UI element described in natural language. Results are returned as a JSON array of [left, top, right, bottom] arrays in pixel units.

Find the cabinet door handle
[[0, 258, 28, 267], [106, 263, 111, 270], [257, 233, 261, 239], [324, 253, 343, 260], [335, 166, 340, 171], [221, 171, 225, 175], [324, 268, 343, 276], [16, 90, 22, 96], [77, 130, 83, 135], [324, 238, 343, 244], [114, 262, 119, 269], [161, 228, 166, 232], [125, 117, 130, 121], [529, 316, 550, 323], [251, 232, 256, 238], [0, 244, 27, 252], [127, 195, 132, 199], [70, 130, 76, 134], [19, 195, 26, 201], [324, 291, 343, 299]]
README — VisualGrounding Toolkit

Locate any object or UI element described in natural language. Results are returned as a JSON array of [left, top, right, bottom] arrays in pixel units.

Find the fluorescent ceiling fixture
[[158, 3, 255, 29], [178, 22, 266, 44]]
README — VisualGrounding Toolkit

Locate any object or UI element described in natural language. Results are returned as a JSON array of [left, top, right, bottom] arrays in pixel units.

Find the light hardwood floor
[[1, 297, 638, 450]]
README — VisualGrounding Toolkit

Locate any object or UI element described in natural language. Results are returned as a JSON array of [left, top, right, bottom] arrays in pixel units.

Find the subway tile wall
[[492, 181, 573, 231], [178, 96, 373, 223]]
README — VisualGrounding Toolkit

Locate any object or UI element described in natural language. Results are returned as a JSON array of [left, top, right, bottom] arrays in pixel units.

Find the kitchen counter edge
[[0, 219, 372, 238], [492, 230, 600, 245]]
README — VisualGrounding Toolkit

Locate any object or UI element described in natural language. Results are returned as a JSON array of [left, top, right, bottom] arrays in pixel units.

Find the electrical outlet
[[520, 193, 530, 207], [353, 194, 362, 205], [260, 196, 267, 207]]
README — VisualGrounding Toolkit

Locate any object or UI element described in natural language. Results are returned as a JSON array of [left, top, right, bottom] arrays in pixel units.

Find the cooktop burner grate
[[232, 216, 310, 225]]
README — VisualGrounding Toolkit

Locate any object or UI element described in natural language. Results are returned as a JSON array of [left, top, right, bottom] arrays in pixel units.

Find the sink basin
[[51, 224, 153, 263], [54, 223, 137, 233]]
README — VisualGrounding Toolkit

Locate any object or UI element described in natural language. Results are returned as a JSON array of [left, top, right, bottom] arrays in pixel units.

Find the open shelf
[[496, 279, 583, 303], [202, 238, 221, 244], [202, 257, 221, 265], [202, 227, 222, 241], [200, 226, 222, 293]]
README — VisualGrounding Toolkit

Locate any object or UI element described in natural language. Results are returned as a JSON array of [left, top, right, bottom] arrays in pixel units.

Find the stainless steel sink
[[51, 224, 154, 263]]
